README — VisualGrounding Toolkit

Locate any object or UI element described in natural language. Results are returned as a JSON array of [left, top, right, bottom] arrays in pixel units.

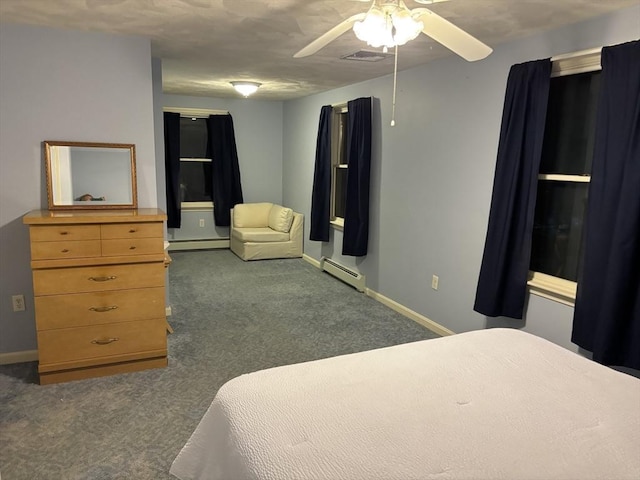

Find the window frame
[[164, 107, 226, 211], [330, 103, 348, 230], [527, 48, 601, 306], [179, 157, 213, 210]]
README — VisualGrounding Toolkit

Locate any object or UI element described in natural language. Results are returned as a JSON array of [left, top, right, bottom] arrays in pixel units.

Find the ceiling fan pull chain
[[391, 44, 399, 127]]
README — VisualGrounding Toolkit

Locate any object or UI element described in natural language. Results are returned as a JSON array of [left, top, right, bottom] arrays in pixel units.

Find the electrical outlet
[[199, 218, 205, 227], [12, 294, 25, 312], [431, 275, 439, 291]]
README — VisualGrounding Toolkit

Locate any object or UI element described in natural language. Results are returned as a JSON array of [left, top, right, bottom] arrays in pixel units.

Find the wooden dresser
[[23, 209, 168, 384]]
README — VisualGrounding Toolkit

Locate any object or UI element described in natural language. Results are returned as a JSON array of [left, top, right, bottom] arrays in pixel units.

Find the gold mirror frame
[[44, 141, 138, 210]]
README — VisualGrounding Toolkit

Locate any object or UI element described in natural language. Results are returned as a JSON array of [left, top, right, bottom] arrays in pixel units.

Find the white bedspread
[[170, 328, 640, 480]]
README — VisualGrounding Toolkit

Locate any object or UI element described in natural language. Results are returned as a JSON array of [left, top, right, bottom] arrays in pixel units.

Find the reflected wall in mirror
[[44, 141, 138, 210]]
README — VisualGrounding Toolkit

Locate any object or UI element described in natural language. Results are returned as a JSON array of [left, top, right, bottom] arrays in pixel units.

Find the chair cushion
[[232, 227, 290, 243], [233, 203, 273, 228], [268, 205, 294, 233]]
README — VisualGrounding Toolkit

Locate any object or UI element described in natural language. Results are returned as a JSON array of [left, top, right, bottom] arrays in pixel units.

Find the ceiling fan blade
[[294, 13, 366, 58], [412, 8, 492, 61]]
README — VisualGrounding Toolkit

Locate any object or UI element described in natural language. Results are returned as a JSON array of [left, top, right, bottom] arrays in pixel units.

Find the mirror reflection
[[44, 141, 137, 210]]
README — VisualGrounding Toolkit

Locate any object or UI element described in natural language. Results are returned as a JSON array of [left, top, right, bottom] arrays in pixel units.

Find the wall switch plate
[[12, 294, 25, 312], [431, 275, 439, 291]]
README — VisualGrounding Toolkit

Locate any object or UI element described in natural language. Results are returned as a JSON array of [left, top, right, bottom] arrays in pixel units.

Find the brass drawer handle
[[61, 249, 70, 253], [129, 246, 136, 250], [91, 337, 119, 345], [88, 276, 117, 282], [129, 229, 137, 233], [89, 306, 118, 312], [60, 231, 69, 235]]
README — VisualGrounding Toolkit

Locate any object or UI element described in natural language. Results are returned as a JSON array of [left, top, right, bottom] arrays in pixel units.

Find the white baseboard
[[168, 239, 230, 251], [365, 289, 455, 337], [302, 253, 321, 268], [304, 254, 454, 337], [0, 349, 38, 365]]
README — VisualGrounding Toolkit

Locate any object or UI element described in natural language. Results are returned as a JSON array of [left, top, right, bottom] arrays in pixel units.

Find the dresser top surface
[[23, 208, 167, 225]]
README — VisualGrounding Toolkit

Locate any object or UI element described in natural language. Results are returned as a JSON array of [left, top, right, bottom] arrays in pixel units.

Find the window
[[179, 116, 212, 208], [164, 108, 226, 209], [528, 50, 601, 305], [330, 105, 348, 228], [180, 159, 212, 203]]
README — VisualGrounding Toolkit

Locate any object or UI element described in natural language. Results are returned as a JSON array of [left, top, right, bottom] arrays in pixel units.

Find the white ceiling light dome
[[231, 81, 261, 97]]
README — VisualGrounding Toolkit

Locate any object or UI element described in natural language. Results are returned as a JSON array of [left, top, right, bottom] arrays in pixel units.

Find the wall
[[0, 23, 157, 355], [152, 57, 167, 215], [162, 94, 283, 242], [282, 6, 640, 353], [0, 8, 636, 358]]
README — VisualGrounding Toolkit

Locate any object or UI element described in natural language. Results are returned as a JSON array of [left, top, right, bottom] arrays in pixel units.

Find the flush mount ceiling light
[[231, 81, 261, 97]]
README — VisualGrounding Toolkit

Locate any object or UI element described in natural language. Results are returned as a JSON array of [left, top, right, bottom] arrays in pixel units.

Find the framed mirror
[[44, 141, 138, 210]]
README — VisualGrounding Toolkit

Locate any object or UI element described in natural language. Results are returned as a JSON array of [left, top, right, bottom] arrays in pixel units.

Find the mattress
[[170, 328, 640, 480]]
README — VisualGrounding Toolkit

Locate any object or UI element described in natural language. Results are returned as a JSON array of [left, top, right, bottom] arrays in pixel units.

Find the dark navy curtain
[[164, 112, 181, 228], [572, 40, 640, 369], [207, 114, 243, 227], [342, 97, 372, 257], [310, 105, 332, 242], [474, 59, 551, 318]]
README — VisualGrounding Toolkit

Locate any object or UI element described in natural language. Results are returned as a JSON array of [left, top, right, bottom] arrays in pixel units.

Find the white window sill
[[330, 218, 344, 231], [527, 271, 577, 307], [181, 202, 213, 210]]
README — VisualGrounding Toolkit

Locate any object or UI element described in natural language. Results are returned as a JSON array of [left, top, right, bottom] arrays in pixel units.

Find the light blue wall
[[0, 7, 637, 357], [0, 23, 157, 354], [152, 57, 167, 215], [282, 6, 640, 353], [163, 94, 283, 241]]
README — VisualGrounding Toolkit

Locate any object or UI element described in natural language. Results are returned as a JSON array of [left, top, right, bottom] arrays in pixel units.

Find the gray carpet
[[0, 250, 439, 480]]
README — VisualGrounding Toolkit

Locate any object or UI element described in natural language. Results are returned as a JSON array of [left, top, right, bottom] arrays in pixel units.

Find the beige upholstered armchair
[[230, 202, 303, 261]]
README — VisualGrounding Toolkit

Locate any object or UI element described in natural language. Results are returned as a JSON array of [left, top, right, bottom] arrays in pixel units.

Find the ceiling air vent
[[341, 50, 394, 62]]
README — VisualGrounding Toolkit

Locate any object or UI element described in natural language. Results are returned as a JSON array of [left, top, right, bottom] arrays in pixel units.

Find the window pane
[[180, 161, 212, 202], [338, 112, 348, 166], [334, 168, 347, 219], [540, 71, 600, 175], [530, 181, 589, 282], [179, 118, 208, 158]]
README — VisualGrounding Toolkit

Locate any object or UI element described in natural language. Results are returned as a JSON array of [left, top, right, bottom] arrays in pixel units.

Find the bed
[[170, 329, 640, 480]]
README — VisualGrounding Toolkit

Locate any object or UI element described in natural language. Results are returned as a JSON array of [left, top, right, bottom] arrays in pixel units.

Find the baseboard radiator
[[320, 257, 366, 292]]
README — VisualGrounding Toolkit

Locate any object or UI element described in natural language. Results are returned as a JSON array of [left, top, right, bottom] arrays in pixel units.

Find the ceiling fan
[[293, 0, 492, 62]]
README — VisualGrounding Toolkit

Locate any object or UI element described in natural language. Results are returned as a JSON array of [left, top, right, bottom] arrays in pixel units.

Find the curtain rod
[[550, 46, 601, 62], [163, 107, 229, 118]]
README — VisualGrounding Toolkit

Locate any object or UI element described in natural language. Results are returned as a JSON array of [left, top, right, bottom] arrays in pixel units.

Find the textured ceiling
[[1, 0, 637, 100]]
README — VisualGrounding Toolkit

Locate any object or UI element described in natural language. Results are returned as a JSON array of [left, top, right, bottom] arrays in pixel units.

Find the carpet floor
[[0, 250, 439, 479]]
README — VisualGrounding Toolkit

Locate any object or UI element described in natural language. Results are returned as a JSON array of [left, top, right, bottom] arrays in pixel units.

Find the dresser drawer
[[101, 222, 162, 239], [33, 262, 165, 295], [37, 318, 167, 366], [30, 240, 101, 260], [34, 287, 166, 330], [29, 225, 100, 242], [101, 237, 164, 256]]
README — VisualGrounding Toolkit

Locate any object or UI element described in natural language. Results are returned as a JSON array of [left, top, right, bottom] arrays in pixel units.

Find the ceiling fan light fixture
[[391, 8, 423, 45], [353, 1, 423, 49], [231, 81, 261, 97], [353, 7, 390, 48]]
